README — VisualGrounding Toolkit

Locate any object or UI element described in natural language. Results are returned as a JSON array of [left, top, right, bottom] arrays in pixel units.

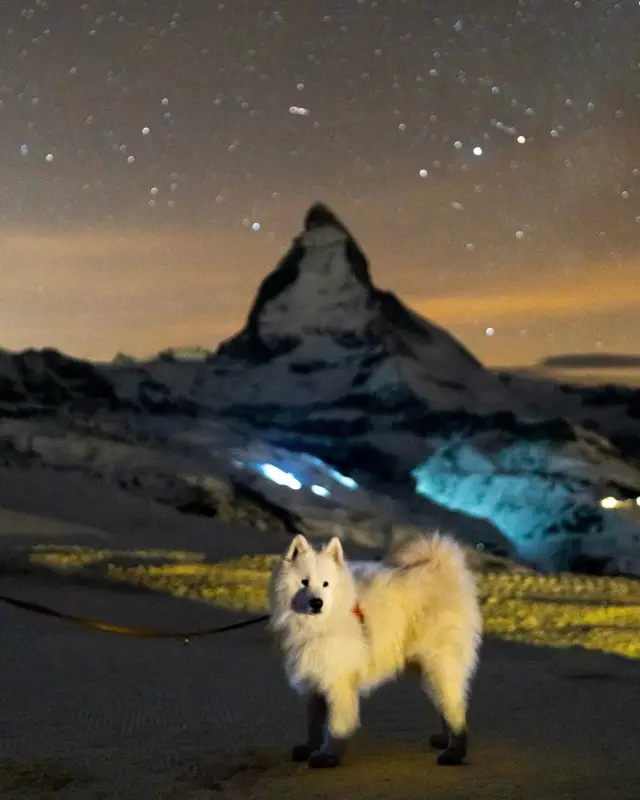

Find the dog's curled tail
[[387, 532, 469, 573]]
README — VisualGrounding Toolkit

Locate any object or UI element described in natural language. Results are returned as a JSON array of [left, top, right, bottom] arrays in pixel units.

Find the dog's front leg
[[308, 676, 359, 769], [291, 692, 327, 762]]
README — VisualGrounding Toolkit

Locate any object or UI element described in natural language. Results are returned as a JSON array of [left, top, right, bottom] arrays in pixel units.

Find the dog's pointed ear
[[323, 536, 344, 565], [285, 534, 311, 561]]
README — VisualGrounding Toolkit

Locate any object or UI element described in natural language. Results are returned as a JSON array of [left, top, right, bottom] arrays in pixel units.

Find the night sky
[[1, 0, 639, 366]]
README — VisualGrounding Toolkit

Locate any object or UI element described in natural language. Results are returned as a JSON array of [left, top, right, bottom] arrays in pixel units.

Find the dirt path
[[0, 573, 638, 800], [1, 472, 639, 800]]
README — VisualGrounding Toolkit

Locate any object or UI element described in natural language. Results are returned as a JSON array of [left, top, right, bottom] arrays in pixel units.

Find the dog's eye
[[301, 579, 309, 587], [323, 581, 329, 588]]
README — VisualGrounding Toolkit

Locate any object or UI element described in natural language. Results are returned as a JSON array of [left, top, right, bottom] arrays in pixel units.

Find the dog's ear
[[285, 534, 311, 561], [323, 536, 344, 565]]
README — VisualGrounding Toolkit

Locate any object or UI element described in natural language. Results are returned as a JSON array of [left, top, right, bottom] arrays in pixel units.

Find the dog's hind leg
[[291, 692, 327, 762], [419, 652, 473, 766]]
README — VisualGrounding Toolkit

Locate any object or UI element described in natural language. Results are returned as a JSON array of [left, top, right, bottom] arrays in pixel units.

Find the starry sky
[[1, 0, 639, 367]]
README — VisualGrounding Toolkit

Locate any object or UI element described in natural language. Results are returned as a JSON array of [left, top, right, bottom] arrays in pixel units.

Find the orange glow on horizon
[[0, 227, 638, 367]]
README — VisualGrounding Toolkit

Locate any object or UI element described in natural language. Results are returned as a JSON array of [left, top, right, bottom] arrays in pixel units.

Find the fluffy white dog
[[269, 532, 482, 768]]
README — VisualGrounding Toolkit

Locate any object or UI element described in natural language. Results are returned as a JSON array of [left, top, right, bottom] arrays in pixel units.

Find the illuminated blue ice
[[326, 468, 359, 489], [258, 463, 302, 490]]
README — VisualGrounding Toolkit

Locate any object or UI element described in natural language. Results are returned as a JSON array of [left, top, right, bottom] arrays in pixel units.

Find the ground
[[0, 466, 639, 799]]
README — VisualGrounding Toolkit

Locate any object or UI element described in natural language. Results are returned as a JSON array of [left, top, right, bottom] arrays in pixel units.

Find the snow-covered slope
[[1, 411, 507, 556], [499, 371, 640, 463]]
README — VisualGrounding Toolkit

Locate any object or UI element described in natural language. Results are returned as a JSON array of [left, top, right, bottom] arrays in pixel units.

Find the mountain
[[499, 370, 640, 460], [0, 348, 117, 416], [189, 203, 521, 475], [113, 346, 214, 365], [187, 204, 640, 574], [196, 204, 509, 414], [0, 203, 639, 575]]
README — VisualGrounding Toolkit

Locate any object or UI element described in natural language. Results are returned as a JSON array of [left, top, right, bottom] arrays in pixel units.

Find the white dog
[[269, 532, 482, 768]]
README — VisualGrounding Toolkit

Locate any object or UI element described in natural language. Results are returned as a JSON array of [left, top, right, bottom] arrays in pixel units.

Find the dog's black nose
[[309, 597, 324, 614]]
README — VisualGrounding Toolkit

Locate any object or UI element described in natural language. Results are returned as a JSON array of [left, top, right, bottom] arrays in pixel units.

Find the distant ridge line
[[540, 354, 640, 370]]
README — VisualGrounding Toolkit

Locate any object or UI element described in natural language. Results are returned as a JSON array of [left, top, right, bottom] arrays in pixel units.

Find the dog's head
[[269, 534, 354, 622]]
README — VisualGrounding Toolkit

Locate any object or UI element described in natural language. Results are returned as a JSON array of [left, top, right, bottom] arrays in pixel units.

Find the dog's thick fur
[[269, 532, 482, 768]]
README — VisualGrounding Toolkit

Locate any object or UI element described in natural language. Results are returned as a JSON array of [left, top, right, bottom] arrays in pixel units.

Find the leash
[[0, 593, 270, 644]]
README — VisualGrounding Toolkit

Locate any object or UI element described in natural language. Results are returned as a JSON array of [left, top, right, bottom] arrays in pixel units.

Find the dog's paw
[[429, 732, 449, 750], [437, 748, 465, 766], [291, 744, 311, 762], [436, 730, 467, 766], [308, 750, 341, 769]]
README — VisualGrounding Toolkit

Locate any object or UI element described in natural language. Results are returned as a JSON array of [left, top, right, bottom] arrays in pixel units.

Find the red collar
[[352, 604, 364, 620]]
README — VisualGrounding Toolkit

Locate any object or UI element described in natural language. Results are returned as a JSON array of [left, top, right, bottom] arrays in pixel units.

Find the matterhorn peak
[[295, 202, 372, 286], [217, 203, 376, 361], [203, 202, 493, 418], [304, 202, 351, 233]]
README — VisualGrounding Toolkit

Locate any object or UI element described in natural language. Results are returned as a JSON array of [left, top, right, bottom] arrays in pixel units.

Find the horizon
[[1, 214, 639, 369], [0, 216, 640, 369]]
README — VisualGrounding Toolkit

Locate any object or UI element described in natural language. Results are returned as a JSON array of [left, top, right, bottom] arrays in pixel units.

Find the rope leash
[[0, 593, 270, 644]]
